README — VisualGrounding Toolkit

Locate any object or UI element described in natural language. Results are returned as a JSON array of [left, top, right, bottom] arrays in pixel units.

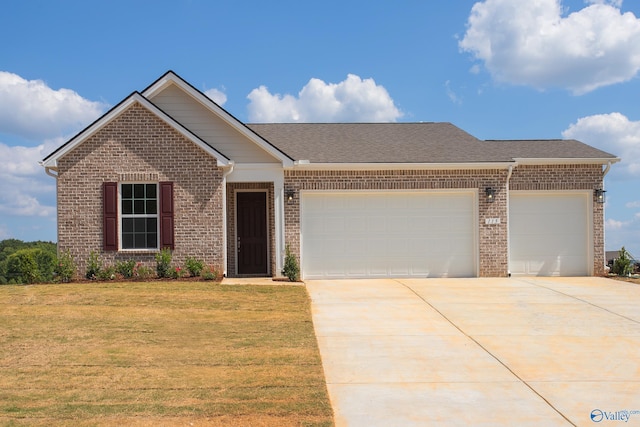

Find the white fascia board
[[289, 162, 517, 171], [142, 72, 294, 167], [513, 157, 621, 165], [41, 93, 230, 169]]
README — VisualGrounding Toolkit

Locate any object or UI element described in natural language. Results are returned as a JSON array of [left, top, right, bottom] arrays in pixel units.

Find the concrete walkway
[[306, 277, 640, 426]]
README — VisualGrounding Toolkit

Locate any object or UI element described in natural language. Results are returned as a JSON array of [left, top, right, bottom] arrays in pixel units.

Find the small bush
[[612, 246, 633, 276], [85, 251, 102, 280], [55, 250, 76, 282], [201, 265, 219, 281], [185, 257, 204, 277], [133, 263, 154, 280], [282, 245, 300, 282], [96, 265, 116, 281], [155, 248, 172, 278], [116, 260, 136, 279], [169, 266, 184, 279]]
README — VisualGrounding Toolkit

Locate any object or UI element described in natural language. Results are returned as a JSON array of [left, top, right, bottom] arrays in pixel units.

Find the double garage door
[[301, 191, 477, 279], [300, 191, 591, 279]]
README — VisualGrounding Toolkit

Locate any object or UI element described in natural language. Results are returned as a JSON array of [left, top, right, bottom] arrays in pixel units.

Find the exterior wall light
[[485, 187, 496, 203], [285, 189, 295, 204], [594, 189, 606, 204]]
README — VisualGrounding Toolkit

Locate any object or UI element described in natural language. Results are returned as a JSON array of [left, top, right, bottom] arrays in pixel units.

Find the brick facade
[[53, 102, 606, 279], [284, 165, 605, 277], [56, 102, 225, 276]]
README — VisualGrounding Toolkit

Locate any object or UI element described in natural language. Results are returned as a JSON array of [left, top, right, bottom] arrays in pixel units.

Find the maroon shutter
[[159, 182, 174, 250], [103, 182, 118, 251]]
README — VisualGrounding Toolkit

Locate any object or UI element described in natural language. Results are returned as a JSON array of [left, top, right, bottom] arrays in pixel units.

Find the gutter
[[44, 166, 58, 178], [290, 161, 517, 171]]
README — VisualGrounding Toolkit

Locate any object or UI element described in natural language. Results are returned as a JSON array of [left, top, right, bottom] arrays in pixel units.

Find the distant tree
[[0, 239, 57, 284], [612, 246, 633, 276]]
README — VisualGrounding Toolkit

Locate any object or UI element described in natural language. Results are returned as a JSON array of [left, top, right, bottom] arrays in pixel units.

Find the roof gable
[[142, 71, 294, 166], [42, 92, 231, 168]]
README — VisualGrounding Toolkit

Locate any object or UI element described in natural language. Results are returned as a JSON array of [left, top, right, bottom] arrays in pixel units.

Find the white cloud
[[0, 71, 106, 140], [247, 74, 402, 123], [204, 88, 227, 106], [459, 0, 640, 94], [606, 218, 630, 230], [562, 112, 640, 177], [626, 201, 640, 208], [445, 80, 463, 105], [0, 139, 59, 218], [0, 193, 55, 217]]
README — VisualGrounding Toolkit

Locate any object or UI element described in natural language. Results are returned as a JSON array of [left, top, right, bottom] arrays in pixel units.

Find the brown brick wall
[[56, 102, 225, 277], [284, 165, 605, 277]]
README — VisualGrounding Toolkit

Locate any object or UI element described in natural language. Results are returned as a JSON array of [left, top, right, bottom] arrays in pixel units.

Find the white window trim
[[119, 182, 161, 252]]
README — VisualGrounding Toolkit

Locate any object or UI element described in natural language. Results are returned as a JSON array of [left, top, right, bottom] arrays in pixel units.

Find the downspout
[[221, 161, 235, 278], [601, 161, 612, 273], [505, 164, 514, 277], [42, 164, 60, 250], [602, 161, 611, 179]]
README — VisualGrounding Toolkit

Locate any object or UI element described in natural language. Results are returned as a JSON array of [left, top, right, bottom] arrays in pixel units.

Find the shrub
[[35, 250, 56, 282], [155, 248, 172, 278], [282, 245, 300, 282], [115, 260, 136, 279], [169, 266, 184, 279], [6, 249, 40, 284], [96, 265, 116, 281], [185, 256, 204, 277], [201, 265, 219, 281], [55, 250, 76, 282], [85, 251, 102, 280], [612, 246, 633, 276], [133, 263, 154, 280]]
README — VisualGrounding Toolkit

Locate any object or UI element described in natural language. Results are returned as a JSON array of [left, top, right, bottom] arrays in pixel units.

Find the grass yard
[[0, 282, 333, 426]]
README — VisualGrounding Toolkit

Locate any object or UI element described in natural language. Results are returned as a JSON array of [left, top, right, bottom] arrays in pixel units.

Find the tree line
[[0, 239, 59, 284]]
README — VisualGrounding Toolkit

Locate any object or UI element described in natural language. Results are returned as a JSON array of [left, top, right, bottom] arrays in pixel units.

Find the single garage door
[[509, 192, 591, 276], [301, 191, 477, 279]]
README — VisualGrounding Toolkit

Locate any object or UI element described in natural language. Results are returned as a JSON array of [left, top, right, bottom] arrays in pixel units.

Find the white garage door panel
[[301, 191, 477, 279], [510, 192, 590, 276]]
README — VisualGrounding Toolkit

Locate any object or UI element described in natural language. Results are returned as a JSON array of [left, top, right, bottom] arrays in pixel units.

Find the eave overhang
[[289, 161, 518, 171], [512, 157, 621, 166]]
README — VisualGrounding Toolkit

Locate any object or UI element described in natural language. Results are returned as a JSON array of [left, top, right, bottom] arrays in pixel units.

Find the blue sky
[[1, 0, 639, 257]]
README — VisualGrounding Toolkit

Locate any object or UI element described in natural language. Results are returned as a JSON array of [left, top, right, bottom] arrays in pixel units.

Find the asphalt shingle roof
[[247, 123, 617, 164]]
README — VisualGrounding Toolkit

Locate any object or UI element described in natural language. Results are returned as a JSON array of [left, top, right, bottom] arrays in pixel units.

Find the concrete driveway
[[306, 277, 640, 426]]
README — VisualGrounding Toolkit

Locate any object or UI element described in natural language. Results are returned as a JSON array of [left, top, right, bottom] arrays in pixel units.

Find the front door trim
[[235, 189, 270, 276]]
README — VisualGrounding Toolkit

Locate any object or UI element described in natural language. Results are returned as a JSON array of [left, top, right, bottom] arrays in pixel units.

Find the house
[[41, 71, 619, 279]]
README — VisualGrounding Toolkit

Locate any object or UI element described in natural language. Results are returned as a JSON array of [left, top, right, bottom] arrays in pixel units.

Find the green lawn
[[0, 282, 333, 426]]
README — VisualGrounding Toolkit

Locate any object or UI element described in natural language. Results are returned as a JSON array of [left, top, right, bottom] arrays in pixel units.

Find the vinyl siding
[[149, 84, 278, 163]]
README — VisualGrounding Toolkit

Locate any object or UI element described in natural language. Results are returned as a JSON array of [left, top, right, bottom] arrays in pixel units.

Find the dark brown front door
[[237, 192, 268, 275]]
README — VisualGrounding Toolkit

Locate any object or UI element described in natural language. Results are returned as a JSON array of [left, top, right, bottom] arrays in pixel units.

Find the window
[[103, 181, 173, 251], [120, 183, 158, 250]]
